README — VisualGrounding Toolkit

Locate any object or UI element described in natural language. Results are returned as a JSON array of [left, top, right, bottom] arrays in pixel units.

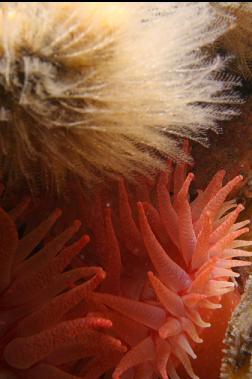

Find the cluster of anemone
[[0, 145, 251, 379]]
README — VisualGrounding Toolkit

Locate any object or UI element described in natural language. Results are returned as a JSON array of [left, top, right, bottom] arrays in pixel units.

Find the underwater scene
[[0, 3, 252, 379]]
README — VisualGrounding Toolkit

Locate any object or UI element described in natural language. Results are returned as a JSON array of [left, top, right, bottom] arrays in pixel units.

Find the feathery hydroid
[[213, 2, 252, 79], [0, 2, 239, 194]]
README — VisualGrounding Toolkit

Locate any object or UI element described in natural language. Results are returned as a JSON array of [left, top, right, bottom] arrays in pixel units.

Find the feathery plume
[[0, 2, 239, 194], [213, 2, 252, 78]]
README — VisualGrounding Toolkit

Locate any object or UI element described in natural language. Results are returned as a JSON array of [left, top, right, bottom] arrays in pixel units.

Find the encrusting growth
[[0, 2, 240, 194], [221, 275, 252, 379], [0, 142, 251, 379]]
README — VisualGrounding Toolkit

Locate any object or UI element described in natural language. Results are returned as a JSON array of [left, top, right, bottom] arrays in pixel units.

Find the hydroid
[[213, 2, 252, 79], [0, 2, 239, 194]]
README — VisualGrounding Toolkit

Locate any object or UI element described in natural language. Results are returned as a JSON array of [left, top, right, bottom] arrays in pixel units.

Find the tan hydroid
[[213, 3, 252, 78], [0, 3, 239, 194]]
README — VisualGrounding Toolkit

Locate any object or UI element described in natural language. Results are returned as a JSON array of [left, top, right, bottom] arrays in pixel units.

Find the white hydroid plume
[[0, 2, 239, 194]]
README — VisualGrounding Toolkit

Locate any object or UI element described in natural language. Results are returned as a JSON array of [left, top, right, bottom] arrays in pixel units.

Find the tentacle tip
[[106, 320, 113, 328], [121, 345, 128, 353], [137, 201, 144, 214], [237, 203, 245, 211], [218, 169, 226, 177], [159, 331, 166, 340], [237, 174, 243, 182], [98, 269, 106, 280], [188, 172, 195, 180], [147, 271, 154, 279], [73, 219, 82, 230], [54, 208, 63, 218], [82, 234, 90, 245], [89, 316, 112, 329]]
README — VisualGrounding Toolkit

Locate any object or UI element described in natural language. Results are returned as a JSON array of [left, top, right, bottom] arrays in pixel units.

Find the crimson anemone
[[0, 149, 251, 379], [0, 201, 125, 379], [89, 160, 251, 379]]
